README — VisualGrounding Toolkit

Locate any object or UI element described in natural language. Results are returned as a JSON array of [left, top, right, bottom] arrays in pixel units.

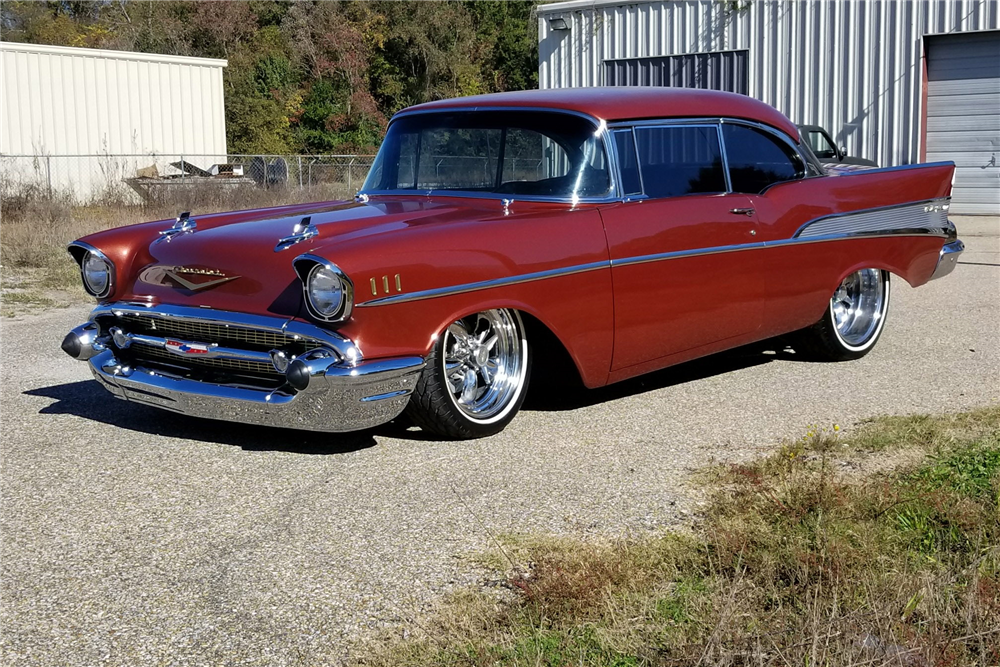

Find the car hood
[[116, 197, 502, 317]]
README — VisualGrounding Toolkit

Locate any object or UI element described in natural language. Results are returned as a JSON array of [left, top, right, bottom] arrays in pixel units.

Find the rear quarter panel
[[750, 162, 954, 338]]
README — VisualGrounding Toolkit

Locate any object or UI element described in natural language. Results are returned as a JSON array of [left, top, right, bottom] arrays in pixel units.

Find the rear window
[[722, 124, 805, 194], [633, 126, 727, 198]]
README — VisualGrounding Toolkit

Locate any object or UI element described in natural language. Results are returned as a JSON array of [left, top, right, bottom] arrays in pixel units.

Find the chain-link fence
[[0, 153, 376, 206]]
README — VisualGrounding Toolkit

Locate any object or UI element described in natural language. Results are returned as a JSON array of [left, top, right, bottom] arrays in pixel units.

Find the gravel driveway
[[2, 219, 997, 666]]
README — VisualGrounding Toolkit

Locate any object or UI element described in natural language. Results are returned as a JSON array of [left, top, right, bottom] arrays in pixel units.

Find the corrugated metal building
[[537, 0, 1000, 214], [0, 41, 227, 198]]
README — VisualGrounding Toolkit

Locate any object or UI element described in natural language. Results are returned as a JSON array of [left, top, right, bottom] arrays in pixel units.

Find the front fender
[[309, 206, 615, 388]]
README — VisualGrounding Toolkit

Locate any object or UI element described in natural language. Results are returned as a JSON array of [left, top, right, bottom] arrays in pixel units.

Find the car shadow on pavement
[[27, 381, 377, 454], [525, 339, 801, 412]]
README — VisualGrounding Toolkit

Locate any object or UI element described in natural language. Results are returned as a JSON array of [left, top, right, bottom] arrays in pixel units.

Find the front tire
[[793, 269, 891, 361], [406, 309, 531, 439]]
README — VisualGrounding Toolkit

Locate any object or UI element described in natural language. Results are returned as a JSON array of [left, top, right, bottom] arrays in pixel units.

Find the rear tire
[[406, 309, 530, 439], [793, 269, 891, 361]]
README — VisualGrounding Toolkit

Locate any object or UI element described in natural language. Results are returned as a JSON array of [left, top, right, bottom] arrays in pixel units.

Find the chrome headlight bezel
[[68, 242, 115, 299], [294, 255, 354, 323]]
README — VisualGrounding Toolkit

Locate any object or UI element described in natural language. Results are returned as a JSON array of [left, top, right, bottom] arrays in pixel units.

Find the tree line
[[1, 1, 539, 154]]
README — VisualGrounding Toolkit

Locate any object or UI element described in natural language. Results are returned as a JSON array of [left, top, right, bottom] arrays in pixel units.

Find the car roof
[[399, 87, 801, 142]]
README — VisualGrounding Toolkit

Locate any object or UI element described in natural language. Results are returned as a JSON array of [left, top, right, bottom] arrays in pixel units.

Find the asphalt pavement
[[2, 218, 997, 666]]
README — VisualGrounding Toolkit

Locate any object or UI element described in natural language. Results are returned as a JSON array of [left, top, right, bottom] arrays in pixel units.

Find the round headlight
[[306, 264, 344, 319], [82, 250, 111, 297]]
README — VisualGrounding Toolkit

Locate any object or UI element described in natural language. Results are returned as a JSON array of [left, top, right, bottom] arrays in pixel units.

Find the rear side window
[[634, 126, 727, 198], [722, 124, 805, 194], [612, 129, 642, 196]]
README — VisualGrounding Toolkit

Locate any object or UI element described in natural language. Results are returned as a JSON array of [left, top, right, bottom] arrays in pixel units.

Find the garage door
[[925, 31, 1000, 215]]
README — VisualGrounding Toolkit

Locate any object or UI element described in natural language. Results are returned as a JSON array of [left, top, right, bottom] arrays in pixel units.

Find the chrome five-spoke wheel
[[406, 308, 530, 438], [830, 269, 889, 350], [794, 268, 891, 361]]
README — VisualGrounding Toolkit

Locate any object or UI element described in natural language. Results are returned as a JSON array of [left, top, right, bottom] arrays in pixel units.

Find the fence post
[[46, 156, 53, 198], [298, 156, 303, 190], [348, 158, 354, 193], [180, 155, 185, 181]]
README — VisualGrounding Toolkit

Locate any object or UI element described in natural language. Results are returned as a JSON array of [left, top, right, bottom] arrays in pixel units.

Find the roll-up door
[[925, 31, 1000, 215]]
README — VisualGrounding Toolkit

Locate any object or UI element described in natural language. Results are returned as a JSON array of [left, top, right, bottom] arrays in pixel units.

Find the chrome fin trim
[[794, 198, 951, 239]]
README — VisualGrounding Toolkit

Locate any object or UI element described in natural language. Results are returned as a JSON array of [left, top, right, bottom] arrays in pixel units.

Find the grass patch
[[357, 407, 1000, 666]]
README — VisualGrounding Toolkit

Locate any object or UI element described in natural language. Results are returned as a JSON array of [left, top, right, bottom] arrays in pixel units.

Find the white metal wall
[[1, 42, 227, 155], [538, 0, 1000, 170], [1, 42, 227, 199]]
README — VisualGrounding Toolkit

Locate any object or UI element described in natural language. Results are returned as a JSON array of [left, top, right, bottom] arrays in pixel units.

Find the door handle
[[730, 208, 755, 216]]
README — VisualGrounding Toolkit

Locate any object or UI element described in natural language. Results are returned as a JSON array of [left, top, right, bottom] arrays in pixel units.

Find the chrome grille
[[96, 313, 322, 385], [117, 314, 306, 351], [136, 344, 278, 376]]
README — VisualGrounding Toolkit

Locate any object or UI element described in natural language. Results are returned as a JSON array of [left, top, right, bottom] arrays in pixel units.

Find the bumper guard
[[929, 239, 964, 281]]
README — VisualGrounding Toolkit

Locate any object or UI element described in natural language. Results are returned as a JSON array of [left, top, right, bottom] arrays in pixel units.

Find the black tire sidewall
[[799, 269, 891, 362], [405, 310, 532, 439]]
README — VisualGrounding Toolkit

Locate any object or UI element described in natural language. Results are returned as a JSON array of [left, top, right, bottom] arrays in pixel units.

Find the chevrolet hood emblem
[[140, 265, 240, 291]]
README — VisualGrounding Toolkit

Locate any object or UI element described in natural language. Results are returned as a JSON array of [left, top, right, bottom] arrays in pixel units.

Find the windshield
[[362, 110, 612, 199], [804, 129, 837, 159]]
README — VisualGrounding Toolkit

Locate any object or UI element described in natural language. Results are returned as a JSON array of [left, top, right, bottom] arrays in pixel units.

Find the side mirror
[[840, 146, 848, 157]]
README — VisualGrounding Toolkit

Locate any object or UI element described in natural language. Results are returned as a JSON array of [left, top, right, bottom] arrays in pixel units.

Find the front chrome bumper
[[929, 239, 964, 281], [65, 303, 425, 432]]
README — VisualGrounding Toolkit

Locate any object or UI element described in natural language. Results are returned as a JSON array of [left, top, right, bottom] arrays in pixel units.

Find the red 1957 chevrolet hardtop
[[62, 87, 963, 439]]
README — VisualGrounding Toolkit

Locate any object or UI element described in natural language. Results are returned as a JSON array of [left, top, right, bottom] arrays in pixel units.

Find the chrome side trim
[[794, 198, 951, 238], [356, 198, 954, 309], [612, 230, 947, 268], [357, 260, 611, 307], [358, 226, 954, 309], [612, 241, 766, 268], [358, 226, 951, 308], [89, 303, 362, 365], [767, 229, 951, 248], [67, 241, 116, 299]]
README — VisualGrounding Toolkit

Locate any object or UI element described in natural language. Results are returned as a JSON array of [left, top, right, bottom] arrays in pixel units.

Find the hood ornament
[[275, 216, 318, 252], [156, 211, 197, 243]]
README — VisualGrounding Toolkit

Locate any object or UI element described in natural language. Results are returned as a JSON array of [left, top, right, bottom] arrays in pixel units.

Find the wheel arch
[[417, 298, 598, 389]]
